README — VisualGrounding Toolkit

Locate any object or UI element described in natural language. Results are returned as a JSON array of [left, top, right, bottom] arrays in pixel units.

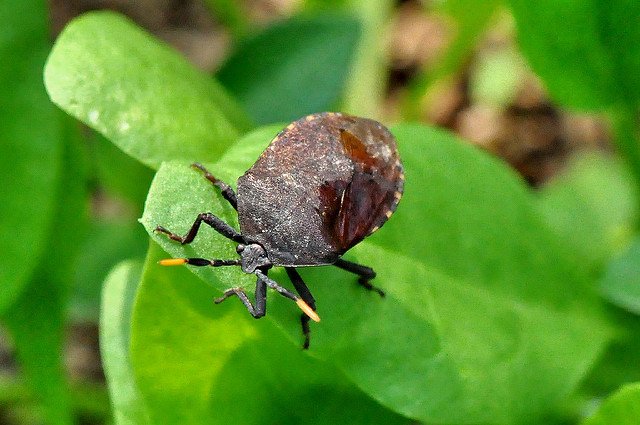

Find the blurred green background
[[2, 0, 640, 424]]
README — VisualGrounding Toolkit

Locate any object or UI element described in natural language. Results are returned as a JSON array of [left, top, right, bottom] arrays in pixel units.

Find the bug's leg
[[214, 273, 267, 318], [286, 268, 317, 349], [255, 269, 320, 325], [155, 212, 244, 245], [334, 258, 385, 297], [214, 269, 319, 323], [192, 163, 237, 210]]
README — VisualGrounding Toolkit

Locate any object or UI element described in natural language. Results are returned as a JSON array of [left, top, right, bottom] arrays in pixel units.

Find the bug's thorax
[[236, 243, 272, 273]]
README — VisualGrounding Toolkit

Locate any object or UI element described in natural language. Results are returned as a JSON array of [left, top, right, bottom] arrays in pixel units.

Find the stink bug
[[156, 112, 404, 348]]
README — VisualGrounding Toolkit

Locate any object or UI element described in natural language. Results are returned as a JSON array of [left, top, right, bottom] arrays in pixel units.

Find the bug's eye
[[236, 244, 246, 254]]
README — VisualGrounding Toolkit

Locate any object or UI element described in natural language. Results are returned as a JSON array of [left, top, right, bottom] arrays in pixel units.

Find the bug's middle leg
[[155, 212, 244, 245]]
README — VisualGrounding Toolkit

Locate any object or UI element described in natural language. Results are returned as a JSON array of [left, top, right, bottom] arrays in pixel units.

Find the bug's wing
[[330, 171, 399, 252]]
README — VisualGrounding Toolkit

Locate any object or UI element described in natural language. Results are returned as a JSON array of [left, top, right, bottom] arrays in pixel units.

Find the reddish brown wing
[[334, 171, 400, 252], [320, 125, 403, 254]]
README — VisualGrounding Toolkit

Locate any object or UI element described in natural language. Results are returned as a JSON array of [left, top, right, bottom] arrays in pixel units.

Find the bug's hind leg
[[334, 258, 385, 297], [286, 268, 317, 349], [192, 163, 237, 210], [155, 212, 244, 245]]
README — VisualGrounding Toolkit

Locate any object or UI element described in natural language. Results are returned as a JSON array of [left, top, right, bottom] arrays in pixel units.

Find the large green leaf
[[217, 15, 361, 124], [128, 242, 410, 424], [91, 132, 155, 212], [100, 260, 150, 425], [0, 3, 87, 421], [382, 125, 595, 304], [44, 11, 252, 169], [508, 0, 640, 110], [3, 277, 72, 425], [1, 114, 88, 425], [0, 0, 63, 313], [582, 383, 640, 425], [70, 220, 149, 322], [139, 122, 610, 422]]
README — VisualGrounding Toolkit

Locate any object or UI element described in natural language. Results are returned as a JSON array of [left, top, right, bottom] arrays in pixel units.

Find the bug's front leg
[[191, 163, 238, 210], [155, 212, 245, 245]]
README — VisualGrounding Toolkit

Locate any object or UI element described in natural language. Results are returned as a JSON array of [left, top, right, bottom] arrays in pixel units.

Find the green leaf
[[70, 220, 149, 322], [139, 125, 283, 295], [2, 277, 72, 425], [1, 113, 89, 425], [44, 11, 252, 169], [100, 259, 150, 425], [217, 15, 361, 124], [536, 153, 638, 271], [582, 383, 640, 425], [1, 85, 90, 425], [0, 121, 88, 423], [0, 0, 63, 313], [0, 4, 87, 422], [92, 132, 155, 212], [508, 0, 640, 110], [584, 311, 640, 396], [140, 122, 611, 422], [600, 237, 640, 314], [130, 242, 411, 425]]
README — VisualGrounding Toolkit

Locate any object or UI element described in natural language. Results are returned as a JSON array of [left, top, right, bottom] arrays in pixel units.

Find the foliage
[[2, 0, 640, 423]]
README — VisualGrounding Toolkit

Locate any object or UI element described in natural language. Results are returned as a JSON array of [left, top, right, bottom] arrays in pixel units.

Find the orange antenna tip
[[159, 258, 188, 266], [296, 299, 320, 322]]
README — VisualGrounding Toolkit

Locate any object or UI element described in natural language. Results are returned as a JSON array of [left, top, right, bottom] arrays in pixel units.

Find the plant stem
[[401, 0, 501, 120], [341, 0, 395, 120]]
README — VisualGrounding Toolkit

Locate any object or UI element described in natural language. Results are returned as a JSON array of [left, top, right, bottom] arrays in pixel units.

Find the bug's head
[[236, 243, 271, 273]]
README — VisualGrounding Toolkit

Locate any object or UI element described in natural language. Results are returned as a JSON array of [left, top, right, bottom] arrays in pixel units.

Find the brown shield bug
[[156, 112, 404, 348]]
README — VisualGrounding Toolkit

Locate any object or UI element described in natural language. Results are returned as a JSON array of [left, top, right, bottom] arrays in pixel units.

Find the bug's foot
[[357, 277, 385, 297], [191, 162, 214, 178], [154, 225, 185, 243], [214, 288, 238, 304]]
